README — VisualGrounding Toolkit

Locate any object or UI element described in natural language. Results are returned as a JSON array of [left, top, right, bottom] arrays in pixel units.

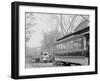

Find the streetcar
[[53, 26, 89, 66]]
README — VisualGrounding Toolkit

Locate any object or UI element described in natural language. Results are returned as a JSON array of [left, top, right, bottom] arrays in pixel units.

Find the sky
[[25, 12, 89, 49], [26, 13, 58, 49]]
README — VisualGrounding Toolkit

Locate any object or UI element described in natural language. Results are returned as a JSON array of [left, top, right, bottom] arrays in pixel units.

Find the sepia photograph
[[25, 12, 90, 68]]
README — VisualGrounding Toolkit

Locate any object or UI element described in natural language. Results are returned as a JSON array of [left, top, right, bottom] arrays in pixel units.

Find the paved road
[[25, 57, 89, 68], [26, 63, 56, 68]]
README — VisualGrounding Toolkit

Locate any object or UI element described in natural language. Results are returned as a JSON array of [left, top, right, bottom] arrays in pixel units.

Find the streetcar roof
[[57, 26, 89, 41], [53, 26, 89, 45]]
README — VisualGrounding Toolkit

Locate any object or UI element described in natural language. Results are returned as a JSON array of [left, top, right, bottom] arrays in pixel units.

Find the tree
[[41, 14, 63, 53], [25, 13, 37, 42], [41, 29, 58, 51]]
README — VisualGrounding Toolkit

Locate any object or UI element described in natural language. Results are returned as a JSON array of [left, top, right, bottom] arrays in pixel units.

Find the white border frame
[[19, 5, 95, 76]]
